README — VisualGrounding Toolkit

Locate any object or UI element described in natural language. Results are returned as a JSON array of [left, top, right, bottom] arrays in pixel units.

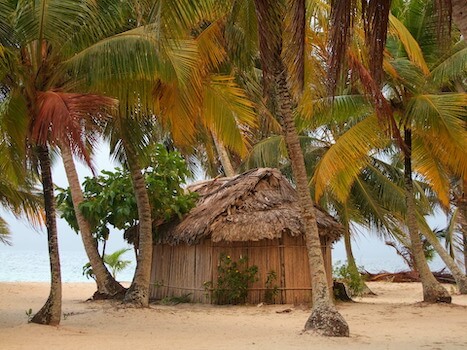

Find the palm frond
[[195, 18, 227, 73], [32, 91, 116, 168], [243, 135, 286, 169], [0, 1, 15, 45], [429, 44, 467, 87], [15, 0, 91, 45], [66, 27, 200, 91], [312, 114, 389, 202], [224, 0, 258, 71], [149, 0, 219, 38], [0, 217, 11, 245], [412, 135, 451, 207], [0, 90, 29, 182], [388, 13, 430, 75], [202, 75, 257, 156], [283, 0, 305, 96]]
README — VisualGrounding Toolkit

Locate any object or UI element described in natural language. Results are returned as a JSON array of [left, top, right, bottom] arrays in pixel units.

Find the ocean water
[[0, 249, 136, 283], [0, 243, 446, 283]]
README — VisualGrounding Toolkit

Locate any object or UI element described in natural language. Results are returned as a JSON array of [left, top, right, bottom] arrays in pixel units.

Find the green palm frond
[[0, 91, 29, 182], [0, 1, 15, 45], [202, 75, 257, 156], [389, 58, 426, 93], [0, 217, 11, 245], [429, 43, 467, 87], [149, 0, 219, 38], [224, 0, 259, 71], [388, 13, 430, 75], [103, 248, 131, 279], [243, 135, 286, 169], [306, 94, 372, 127], [15, 0, 91, 45], [66, 27, 199, 90], [312, 114, 390, 202], [0, 176, 44, 227]]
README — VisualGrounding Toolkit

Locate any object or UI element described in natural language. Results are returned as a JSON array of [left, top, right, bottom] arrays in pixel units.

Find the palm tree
[[103, 248, 132, 280], [314, 0, 466, 300], [0, 1, 100, 325], [250, 0, 349, 336], [60, 143, 126, 298]]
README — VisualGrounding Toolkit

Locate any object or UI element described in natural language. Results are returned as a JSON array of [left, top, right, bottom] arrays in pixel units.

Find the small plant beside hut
[[264, 271, 279, 304], [205, 253, 258, 305]]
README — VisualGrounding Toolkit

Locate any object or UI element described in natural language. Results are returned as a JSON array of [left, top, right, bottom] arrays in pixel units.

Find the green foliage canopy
[[56, 145, 197, 241]]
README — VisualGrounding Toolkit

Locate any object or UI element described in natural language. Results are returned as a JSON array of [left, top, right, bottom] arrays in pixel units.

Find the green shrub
[[264, 270, 279, 304], [333, 261, 366, 296], [206, 253, 258, 305]]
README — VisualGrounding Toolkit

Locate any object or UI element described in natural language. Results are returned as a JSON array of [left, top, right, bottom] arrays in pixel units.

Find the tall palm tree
[[60, 143, 126, 298], [250, 0, 349, 336], [314, 0, 466, 300]]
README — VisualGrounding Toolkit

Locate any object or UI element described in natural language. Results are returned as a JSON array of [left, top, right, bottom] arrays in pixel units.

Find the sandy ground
[[1, 282, 466, 350]]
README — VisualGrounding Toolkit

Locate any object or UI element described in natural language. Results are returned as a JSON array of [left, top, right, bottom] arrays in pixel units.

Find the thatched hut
[[150, 168, 343, 305]]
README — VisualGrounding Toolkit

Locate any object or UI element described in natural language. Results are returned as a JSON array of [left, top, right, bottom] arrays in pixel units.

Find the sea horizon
[[0, 242, 447, 283]]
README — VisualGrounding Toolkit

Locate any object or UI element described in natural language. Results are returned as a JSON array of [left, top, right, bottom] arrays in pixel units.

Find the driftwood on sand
[[363, 269, 455, 284]]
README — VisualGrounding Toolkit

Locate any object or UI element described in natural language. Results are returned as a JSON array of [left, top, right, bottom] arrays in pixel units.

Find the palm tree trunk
[[464, 233, 467, 276], [404, 129, 451, 303], [423, 230, 467, 293], [275, 68, 349, 336], [451, 0, 467, 39], [31, 145, 62, 325], [212, 131, 236, 177], [123, 144, 152, 307], [343, 224, 374, 296], [460, 179, 467, 275], [60, 144, 126, 298]]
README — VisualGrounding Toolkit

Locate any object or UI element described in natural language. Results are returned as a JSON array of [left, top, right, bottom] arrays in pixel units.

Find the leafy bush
[[56, 144, 197, 245], [333, 261, 366, 296], [264, 270, 279, 304], [206, 253, 258, 305]]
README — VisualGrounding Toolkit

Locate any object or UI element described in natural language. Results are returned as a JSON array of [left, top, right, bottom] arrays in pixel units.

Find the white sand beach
[[1, 281, 466, 349]]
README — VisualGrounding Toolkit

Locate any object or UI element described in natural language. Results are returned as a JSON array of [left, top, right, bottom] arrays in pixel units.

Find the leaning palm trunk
[[460, 180, 467, 275], [60, 144, 126, 298], [123, 144, 152, 307], [276, 68, 349, 336], [404, 129, 451, 303], [212, 131, 236, 177], [343, 224, 374, 296], [423, 230, 467, 294], [31, 145, 62, 325]]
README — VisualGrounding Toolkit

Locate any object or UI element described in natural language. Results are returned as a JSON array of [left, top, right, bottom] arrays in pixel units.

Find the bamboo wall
[[150, 235, 333, 305]]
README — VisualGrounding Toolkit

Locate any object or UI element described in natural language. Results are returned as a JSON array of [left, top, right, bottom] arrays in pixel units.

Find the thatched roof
[[156, 168, 343, 245]]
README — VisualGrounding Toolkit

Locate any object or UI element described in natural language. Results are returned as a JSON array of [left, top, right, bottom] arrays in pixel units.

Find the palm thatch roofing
[[156, 168, 343, 245]]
